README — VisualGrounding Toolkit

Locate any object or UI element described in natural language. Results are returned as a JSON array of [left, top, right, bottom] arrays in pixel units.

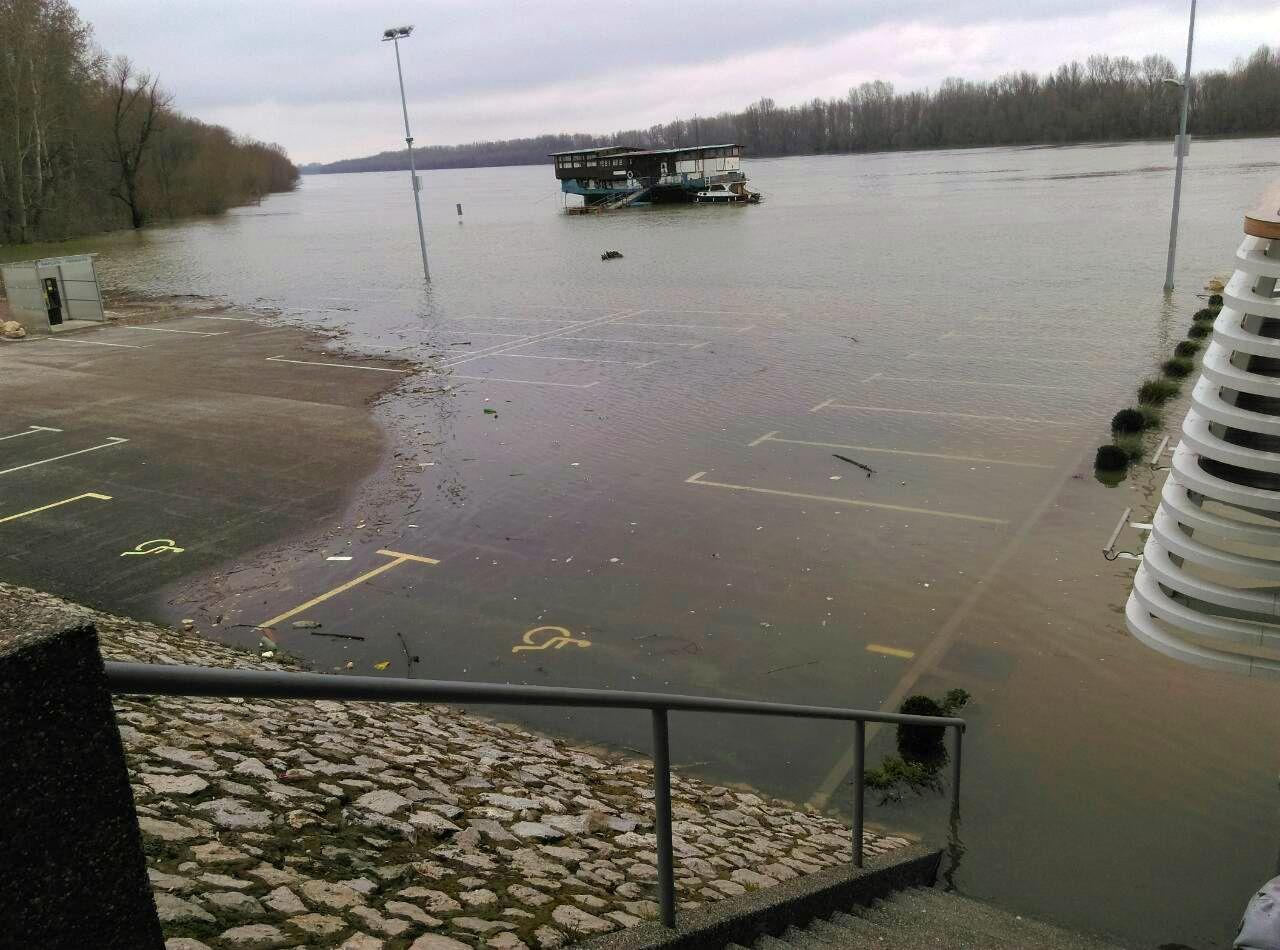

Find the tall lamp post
[[1162, 0, 1196, 292], [382, 25, 430, 282]]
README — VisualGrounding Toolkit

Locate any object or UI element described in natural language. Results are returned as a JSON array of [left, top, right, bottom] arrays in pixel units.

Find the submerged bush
[[1096, 444, 1130, 471], [865, 688, 971, 805], [1208, 293, 1223, 307], [1188, 323, 1212, 339], [1175, 339, 1201, 358], [1111, 408, 1146, 434], [1162, 356, 1195, 378], [1139, 377, 1181, 404], [1193, 308, 1218, 323]]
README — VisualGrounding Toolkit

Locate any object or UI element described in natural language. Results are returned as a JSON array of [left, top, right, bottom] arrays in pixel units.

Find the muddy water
[[27, 139, 1280, 947]]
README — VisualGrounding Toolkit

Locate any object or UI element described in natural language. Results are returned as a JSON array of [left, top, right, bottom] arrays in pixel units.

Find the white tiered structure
[[1126, 186, 1280, 675]]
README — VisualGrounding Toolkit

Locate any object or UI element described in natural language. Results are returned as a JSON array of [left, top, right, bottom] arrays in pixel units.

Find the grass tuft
[[1162, 356, 1195, 378], [1174, 339, 1201, 358], [1208, 293, 1223, 307], [1187, 323, 1211, 339], [1138, 377, 1181, 404]]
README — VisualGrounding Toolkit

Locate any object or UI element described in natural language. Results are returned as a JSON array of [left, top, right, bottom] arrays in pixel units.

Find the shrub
[[1137, 404, 1163, 429], [1138, 377, 1180, 404], [1188, 323, 1211, 339], [1111, 408, 1146, 434], [1162, 356, 1194, 378], [1174, 339, 1201, 358], [1208, 294, 1223, 307], [864, 757, 943, 804], [1193, 308, 1217, 323], [1096, 444, 1130, 471], [1115, 434, 1146, 460]]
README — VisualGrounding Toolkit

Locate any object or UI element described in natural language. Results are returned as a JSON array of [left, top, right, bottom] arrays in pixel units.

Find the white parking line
[[749, 432, 1055, 468], [558, 337, 703, 347], [0, 425, 62, 442], [451, 374, 601, 389], [496, 354, 653, 366], [0, 437, 129, 477], [906, 351, 1126, 367], [117, 326, 228, 336], [876, 375, 1078, 392], [450, 315, 588, 325], [623, 321, 753, 331], [45, 338, 150, 348], [440, 309, 645, 368], [683, 471, 1007, 525], [264, 356, 410, 373], [817, 403, 1077, 426]]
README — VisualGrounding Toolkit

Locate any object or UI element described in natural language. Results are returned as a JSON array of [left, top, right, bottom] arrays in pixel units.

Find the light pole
[[382, 25, 430, 282], [1162, 0, 1196, 292]]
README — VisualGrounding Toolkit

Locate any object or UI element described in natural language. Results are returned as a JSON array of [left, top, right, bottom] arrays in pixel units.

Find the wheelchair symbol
[[121, 539, 185, 557], [512, 626, 592, 654]]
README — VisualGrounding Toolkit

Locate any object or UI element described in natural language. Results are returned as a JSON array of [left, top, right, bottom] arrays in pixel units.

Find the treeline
[[306, 46, 1280, 174], [1, 0, 298, 245]]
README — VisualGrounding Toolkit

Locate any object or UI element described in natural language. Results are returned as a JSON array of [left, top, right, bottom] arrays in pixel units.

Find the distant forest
[[306, 45, 1280, 175], [1, 0, 299, 245]]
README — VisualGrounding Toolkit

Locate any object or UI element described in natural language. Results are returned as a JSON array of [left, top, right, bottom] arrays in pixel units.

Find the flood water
[[13, 138, 1280, 948]]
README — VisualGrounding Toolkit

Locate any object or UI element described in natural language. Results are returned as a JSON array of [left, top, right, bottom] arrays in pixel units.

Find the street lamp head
[[1162, 77, 1184, 87], [381, 25, 413, 40]]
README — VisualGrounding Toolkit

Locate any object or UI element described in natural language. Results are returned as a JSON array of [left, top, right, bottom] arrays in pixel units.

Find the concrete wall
[[0, 620, 164, 949]]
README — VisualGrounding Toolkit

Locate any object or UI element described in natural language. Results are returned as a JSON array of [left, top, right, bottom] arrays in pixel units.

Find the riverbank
[[1, 581, 908, 949]]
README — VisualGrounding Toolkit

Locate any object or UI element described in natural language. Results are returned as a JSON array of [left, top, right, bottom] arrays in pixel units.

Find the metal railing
[[106, 662, 965, 929]]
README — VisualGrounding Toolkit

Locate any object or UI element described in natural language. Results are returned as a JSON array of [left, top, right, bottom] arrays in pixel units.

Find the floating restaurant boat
[[551, 144, 761, 211]]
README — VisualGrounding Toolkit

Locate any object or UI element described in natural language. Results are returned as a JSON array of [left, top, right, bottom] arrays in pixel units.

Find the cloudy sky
[[75, 0, 1279, 164]]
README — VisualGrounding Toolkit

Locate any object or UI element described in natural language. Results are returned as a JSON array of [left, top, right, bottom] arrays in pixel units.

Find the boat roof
[[547, 146, 643, 157], [549, 144, 741, 158]]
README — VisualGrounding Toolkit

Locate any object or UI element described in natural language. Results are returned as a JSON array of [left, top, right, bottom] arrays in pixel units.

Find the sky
[[74, 1, 1280, 165]]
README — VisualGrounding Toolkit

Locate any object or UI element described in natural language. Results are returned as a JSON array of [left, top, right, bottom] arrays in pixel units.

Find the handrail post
[[950, 724, 964, 817], [651, 708, 677, 928], [852, 719, 865, 868]]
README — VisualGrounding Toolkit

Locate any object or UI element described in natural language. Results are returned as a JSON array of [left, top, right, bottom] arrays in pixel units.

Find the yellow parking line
[[258, 548, 440, 629], [866, 643, 915, 660], [0, 492, 111, 525], [683, 471, 1007, 525]]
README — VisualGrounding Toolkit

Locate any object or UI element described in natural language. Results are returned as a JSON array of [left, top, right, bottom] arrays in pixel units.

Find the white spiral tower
[[1126, 184, 1280, 675]]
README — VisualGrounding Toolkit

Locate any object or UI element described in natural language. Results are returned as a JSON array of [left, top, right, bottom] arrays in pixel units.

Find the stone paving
[[1, 583, 910, 950]]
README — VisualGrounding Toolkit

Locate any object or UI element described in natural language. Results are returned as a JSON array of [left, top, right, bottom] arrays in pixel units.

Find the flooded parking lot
[[5, 138, 1280, 947]]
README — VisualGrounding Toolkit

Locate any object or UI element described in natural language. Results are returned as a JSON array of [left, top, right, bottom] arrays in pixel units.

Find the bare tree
[[104, 55, 169, 228]]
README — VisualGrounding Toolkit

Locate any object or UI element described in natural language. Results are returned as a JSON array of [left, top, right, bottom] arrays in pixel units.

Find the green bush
[[1193, 308, 1218, 324], [1208, 293, 1223, 307], [1138, 377, 1181, 404], [1111, 408, 1146, 434], [1114, 434, 1145, 460], [864, 757, 943, 804], [1137, 404, 1163, 429], [1162, 356, 1194, 378], [1174, 339, 1201, 358], [1188, 323, 1211, 339], [1095, 444, 1130, 471]]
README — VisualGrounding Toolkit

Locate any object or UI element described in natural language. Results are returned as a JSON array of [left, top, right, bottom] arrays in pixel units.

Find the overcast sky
[[75, 1, 1279, 164]]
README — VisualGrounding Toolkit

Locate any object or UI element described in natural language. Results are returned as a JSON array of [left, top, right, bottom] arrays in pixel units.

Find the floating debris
[[833, 453, 875, 477]]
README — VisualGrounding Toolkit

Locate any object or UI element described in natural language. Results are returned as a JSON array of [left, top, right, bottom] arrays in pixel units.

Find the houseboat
[[551, 144, 760, 209]]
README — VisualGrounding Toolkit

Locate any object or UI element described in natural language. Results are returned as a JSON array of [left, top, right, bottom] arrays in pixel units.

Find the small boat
[[694, 182, 760, 204]]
